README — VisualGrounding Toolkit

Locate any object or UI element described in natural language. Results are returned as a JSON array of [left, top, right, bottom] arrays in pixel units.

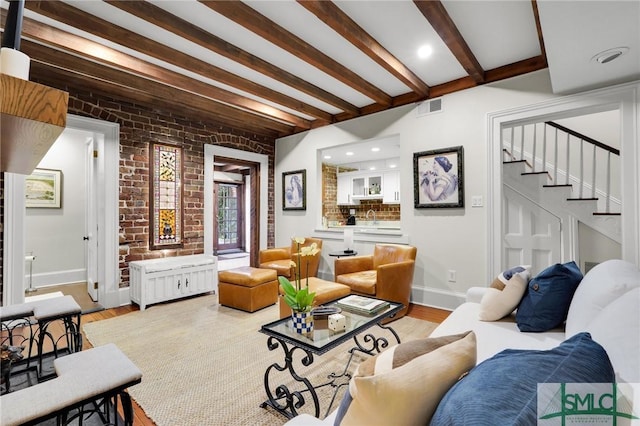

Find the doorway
[[4, 115, 119, 308], [211, 155, 259, 263], [204, 145, 269, 268]]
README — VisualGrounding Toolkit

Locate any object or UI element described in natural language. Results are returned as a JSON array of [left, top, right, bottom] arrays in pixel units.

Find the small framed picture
[[25, 168, 63, 208], [282, 169, 306, 211], [414, 146, 464, 208]]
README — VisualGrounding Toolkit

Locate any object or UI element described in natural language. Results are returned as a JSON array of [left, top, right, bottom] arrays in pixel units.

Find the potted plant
[[279, 237, 320, 333]]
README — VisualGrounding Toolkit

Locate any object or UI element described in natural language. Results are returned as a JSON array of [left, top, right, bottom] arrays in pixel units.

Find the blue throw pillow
[[430, 332, 615, 426], [516, 261, 583, 332]]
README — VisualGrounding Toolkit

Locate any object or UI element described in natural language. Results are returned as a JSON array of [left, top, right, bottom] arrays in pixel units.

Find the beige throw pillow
[[337, 331, 476, 426], [478, 265, 531, 321]]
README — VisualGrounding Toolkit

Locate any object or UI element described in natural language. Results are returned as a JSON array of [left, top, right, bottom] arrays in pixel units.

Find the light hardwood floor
[[27, 282, 103, 313], [81, 301, 451, 425]]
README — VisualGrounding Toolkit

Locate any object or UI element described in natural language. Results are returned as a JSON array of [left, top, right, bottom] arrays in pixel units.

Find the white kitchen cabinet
[[337, 173, 355, 205], [129, 254, 217, 310], [383, 170, 400, 204], [351, 173, 382, 200]]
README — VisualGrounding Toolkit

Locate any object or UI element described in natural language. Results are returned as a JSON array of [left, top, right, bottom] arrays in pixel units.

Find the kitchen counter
[[313, 226, 408, 244]]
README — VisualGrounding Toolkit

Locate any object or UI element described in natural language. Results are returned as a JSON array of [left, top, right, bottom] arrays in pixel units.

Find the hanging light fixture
[[0, 0, 30, 80]]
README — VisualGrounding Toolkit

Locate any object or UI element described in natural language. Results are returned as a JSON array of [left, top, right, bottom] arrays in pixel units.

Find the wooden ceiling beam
[[30, 64, 283, 140], [14, 12, 310, 130], [200, 0, 392, 106], [484, 55, 548, 83], [413, 0, 485, 84], [298, 0, 430, 97], [531, 0, 549, 66], [103, 0, 359, 118], [31, 65, 288, 139], [21, 41, 293, 136]]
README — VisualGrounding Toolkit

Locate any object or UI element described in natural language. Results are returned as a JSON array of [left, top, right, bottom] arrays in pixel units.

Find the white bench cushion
[[0, 344, 142, 426]]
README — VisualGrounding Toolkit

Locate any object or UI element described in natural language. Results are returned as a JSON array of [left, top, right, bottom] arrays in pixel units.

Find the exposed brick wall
[[322, 164, 400, 223], [72, 92, 276, 287], [0, 87, 276, 294]]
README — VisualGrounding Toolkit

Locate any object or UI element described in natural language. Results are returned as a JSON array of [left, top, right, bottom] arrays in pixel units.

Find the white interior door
[[503, 186, 562, 275], [85, 137, 99, 301]]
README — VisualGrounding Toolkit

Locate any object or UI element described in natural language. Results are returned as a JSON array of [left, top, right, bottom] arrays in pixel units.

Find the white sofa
[[285, 259, 640, 425]]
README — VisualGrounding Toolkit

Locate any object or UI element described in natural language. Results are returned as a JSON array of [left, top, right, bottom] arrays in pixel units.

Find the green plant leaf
[[279, 276, 297, 298], [279, 274, 315, 312], [284, 294, 298, 310]]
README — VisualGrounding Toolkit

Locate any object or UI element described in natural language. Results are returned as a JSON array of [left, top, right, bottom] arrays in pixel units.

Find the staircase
[[502, 121, 621, 243]]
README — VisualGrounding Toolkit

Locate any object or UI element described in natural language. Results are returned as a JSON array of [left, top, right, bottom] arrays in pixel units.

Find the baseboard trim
[[315, 274, 467, 311], [28, 269, 86, 288], [411, 287, 466, 311]]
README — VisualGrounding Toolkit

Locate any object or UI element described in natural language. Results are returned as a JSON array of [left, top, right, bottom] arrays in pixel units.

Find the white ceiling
[[538, 0, 640, 94], [321, 135, 401, 169]]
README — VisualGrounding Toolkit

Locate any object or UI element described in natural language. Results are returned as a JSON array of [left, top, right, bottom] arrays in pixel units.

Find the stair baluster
[[532, 123, 537, 172], [605, 152, 612, 213], [553, 127, 559, 184], [565, 132, 571, 186], [591, 145, 596, 199], [579, 138, 584, 199]]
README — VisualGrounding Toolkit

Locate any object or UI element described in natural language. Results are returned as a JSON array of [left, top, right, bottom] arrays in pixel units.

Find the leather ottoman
[[218, 267, 278, 313], [278, 277, 351, 318]]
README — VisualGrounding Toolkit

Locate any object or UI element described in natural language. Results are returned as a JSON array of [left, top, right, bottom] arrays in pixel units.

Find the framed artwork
[[414, 146, 464, 208], [282, 169, 306, 211], [150, 143, 184, 250], [25, 168, 63, 208]]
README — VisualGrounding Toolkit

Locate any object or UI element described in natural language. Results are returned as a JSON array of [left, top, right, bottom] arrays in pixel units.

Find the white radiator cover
[[129, 254, 218, 310]]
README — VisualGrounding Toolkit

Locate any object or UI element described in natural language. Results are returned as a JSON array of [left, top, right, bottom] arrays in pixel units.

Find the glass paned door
[[215, 182, 244, 252]]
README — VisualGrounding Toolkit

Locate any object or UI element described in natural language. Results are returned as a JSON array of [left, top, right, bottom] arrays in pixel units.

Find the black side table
[[328, 250, 358, 258]]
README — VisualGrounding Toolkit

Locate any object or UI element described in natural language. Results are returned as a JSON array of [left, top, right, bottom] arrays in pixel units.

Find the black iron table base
[[261, 322, 401, 419], [1, 311, 82, 393]]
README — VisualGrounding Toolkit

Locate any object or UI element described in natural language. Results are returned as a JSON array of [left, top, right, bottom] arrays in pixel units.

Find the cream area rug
[[83, 295, 437, 426]]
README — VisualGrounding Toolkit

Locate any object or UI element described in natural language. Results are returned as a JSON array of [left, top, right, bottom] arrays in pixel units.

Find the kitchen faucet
[[366, 209, 377, 224]]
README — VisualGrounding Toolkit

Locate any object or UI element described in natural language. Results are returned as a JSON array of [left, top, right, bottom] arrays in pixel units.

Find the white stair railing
[[502, 121, 620, 214]]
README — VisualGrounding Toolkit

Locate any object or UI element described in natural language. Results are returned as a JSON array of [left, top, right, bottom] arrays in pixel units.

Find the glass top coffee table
[[259, 296, 403, 419]]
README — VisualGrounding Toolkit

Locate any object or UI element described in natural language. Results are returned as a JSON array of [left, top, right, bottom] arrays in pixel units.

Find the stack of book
[[336, 295, 389, 315]]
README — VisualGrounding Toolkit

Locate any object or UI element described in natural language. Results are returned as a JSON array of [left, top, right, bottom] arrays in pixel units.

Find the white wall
[[578, 222, 621, 272], [275, 70, 563, 309], [25, 128, 88, 286], [275, 70, 639, 310]]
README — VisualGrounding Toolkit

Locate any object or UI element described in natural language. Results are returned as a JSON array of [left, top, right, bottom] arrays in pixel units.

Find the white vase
[[291, 311, 314, 334]]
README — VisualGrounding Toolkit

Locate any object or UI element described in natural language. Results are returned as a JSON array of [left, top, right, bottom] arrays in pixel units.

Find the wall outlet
[[447, 270, 456, 282], [471, 195, 483, 207]]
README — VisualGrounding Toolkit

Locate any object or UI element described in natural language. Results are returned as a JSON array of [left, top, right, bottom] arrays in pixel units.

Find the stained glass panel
[[151, 143, 183, 249]]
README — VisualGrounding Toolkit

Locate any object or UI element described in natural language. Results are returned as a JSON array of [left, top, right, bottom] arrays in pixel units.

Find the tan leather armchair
[[334, 243, 417, 320], [259, 237, 323, 279]]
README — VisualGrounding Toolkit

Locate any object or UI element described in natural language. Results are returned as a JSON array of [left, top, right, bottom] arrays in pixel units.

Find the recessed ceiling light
[[369, 166, 376, 170], [346, 151, 354, 156], [417, 45, 433, 59], [324, 155, 331, 159], [371, 147, 380, 152], [591, 47, 629, 64], [389, 164, 397, 169]]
